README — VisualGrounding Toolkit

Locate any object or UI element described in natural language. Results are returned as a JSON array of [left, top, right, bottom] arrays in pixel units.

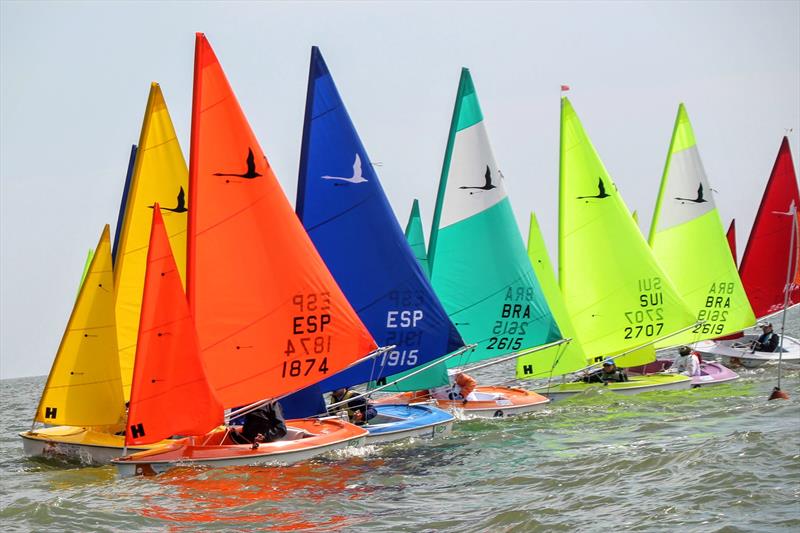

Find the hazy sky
[[1, 1, 798, 379]]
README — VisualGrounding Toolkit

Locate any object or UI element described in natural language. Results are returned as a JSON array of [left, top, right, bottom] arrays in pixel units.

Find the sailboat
[[531, 97, 696, 400], [21, 84, 189, 462], [20, 227, 172, 463], [695, 137, 800, 367], [279, 47, 458, 443], [382, 68, 572, 417], [405, 199, 431, 278], [114, 34, 381, 474]]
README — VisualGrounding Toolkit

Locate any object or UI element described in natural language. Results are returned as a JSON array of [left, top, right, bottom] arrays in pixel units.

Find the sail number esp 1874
[[284, 292, 331, 378]]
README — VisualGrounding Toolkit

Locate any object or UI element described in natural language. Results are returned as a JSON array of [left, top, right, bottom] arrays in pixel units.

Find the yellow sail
[[35, 226, 125, 426], [114, 83, 188, 400], [559, 97, 694, 367], [649, 104, 755, 346]]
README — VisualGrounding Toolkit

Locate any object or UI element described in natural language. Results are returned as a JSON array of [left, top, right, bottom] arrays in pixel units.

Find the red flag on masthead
[[561, 85, 570, 92]]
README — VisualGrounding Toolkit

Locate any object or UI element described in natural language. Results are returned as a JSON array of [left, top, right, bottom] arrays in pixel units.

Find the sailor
[[583, 358, 628, 383], [231, 401, 287, 445], [753, 323, 779, 353], [329, 387, 377, 425], [429, 371, 479, 402], [672, 345, 701, 377]]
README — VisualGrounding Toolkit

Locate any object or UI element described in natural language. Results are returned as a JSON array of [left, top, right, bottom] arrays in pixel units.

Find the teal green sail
[[559, 97, 694, 366], [649, 104, 755, 346], [516, 213, 586, 378], [427, 68, 561, 368], [404, 198, 430, 278]]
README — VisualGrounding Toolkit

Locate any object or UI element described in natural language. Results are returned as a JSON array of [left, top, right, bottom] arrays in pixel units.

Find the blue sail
[[288, 47, 464, 416], [112, 144, 137, 265]]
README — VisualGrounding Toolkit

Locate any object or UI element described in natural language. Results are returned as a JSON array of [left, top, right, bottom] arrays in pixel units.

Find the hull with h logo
[[112, 418, 367, 477]]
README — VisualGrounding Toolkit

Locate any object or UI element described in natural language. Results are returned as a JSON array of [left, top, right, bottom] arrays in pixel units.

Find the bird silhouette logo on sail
[[148, 186, 188, 213], [320, 154, 368, 186], [213, 148, 262, 180], [674, 183, 708, 204], [577, 177, 611, 200], [459, 165, 497, 195]]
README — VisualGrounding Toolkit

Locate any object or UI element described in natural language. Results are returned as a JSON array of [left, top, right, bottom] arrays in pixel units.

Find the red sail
[[126, 206, 223, 446], [186, 33, 376, 408], [739, 137, 800, 319], [726, 219, 737, 266]]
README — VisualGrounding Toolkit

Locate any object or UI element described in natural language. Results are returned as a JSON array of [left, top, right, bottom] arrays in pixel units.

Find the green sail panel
[[516, 213, 587, 378], [649, 104, 755, 346], [428, 68, 561, 368], [404, 198, 430, 278], [559, 97, 694, 365]]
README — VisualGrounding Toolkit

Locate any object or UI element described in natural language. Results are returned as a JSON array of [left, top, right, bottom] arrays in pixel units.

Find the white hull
[[694, 335, 800, 368], [445, 399, 550, 419], [115, 434, 366, 477], [20, 434, 146, 465]]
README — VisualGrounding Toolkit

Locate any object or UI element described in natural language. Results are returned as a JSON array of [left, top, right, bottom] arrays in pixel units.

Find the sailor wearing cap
[[753, 323, 779, 353]]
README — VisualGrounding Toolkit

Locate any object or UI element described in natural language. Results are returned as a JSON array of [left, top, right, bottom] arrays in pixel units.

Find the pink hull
[[627, 360, 739, 387]]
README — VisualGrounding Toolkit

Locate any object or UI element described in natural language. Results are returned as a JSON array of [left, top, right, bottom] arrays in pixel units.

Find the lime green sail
[[559, 97, 694, 366], [632, 210, 639, 227], [427, 68, 561, 369], [404, 198, 430, 278], [649, 104, 755, 346], [77, 248, 95, 296], [516, 212, 587, 378]]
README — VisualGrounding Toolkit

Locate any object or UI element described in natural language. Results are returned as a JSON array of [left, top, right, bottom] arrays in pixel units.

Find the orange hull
[[377, 386, 549, 418], [113, 418, 367, 476]]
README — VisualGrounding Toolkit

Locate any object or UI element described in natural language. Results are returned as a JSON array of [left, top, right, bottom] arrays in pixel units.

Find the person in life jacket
[[583, 358, 628, 384], [329, 387, 377, 425], [230, 401, 287, 445], [671, 345, 701, 377], [428, 371, 478, 402], [753, 323, 779, 353]]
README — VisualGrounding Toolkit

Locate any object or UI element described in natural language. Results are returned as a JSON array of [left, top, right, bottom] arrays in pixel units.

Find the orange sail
[[126, 206, 223, 446], [187, 33, 376, 408]]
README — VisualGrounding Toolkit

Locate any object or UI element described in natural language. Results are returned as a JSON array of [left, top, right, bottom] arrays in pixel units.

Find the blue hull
[[365, 404, 454, 443]]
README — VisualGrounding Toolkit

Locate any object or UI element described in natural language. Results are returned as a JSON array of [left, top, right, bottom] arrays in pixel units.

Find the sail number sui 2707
[[284, 292, 331, 378], [624, 277, 665, 339]]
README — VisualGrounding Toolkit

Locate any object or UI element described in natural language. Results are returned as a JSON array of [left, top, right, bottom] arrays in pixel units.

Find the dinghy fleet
[[19, 34, 800, 476]]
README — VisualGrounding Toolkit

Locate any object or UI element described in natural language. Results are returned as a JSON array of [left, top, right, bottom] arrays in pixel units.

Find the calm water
[[2, 330, 799, 531]]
